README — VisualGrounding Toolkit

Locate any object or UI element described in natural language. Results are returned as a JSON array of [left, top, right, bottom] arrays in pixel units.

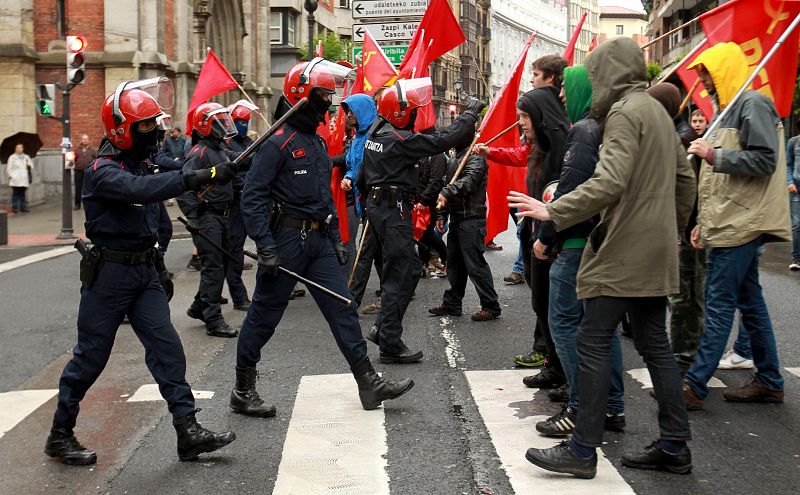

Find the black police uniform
[[151, 148, 183, 254], [361, 112, 478, 359], [224, 134, 254, 307], [53, 154, 196, 434], [178, 138, 236, 335], [237, 123, 368, 369]]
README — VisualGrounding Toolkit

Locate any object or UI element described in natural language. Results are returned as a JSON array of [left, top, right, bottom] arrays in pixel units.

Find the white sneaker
[[717, 350, 754, 370], [790, 260, 800, 271]]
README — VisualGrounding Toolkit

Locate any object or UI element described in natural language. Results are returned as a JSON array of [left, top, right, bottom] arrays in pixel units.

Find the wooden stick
[[237, 83, 271, 128], [447, 132, 483, 186], [655, 37, 707, 85], [640, 17, 700, 50], [348, 220, 369, 289], [678, 79, 700, 114], [483, 120, 520, 146]]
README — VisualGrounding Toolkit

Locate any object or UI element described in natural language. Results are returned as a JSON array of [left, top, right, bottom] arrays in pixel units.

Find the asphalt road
[[0, 229, 798, 495]]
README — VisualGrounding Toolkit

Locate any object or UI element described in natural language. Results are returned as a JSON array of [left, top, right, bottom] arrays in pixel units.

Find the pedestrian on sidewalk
[[515, 36, 696, 478], [46, 79, 236, 466], [682, 42, 791, 411], [787, 121, 800, 271], [6, 143, 33, 213], [73, 134, 96, 210]]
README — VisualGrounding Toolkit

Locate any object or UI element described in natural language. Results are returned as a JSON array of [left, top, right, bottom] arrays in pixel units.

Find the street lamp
[[304, 0, 318, 60], [453, 78, 463, 103]]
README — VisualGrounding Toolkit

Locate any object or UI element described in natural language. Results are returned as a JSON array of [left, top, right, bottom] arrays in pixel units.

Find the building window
[[339, 0, 350, 7], [616, 25, 624, 35], [271, 10, 298, 46]]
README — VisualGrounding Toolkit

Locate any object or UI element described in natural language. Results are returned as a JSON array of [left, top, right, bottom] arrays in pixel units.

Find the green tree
[[646, 62, 662, 85], [298, 31, 353, 63]]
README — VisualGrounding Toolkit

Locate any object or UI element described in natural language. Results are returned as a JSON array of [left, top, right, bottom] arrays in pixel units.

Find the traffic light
[[64, 150, 76, 170], [66, 35, 87, 85], [449, 104, 457, 118], [35, 84, 57, 117]]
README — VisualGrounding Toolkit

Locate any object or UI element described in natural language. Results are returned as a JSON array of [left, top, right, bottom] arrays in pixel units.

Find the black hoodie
[[516, 87, 570, 200]]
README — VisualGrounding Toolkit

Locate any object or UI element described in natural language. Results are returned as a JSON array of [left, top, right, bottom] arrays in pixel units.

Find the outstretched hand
[[507, 191, 550, 221]]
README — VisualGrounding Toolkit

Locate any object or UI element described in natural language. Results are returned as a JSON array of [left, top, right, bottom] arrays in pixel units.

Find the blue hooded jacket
[[342, 94, 377, 214]]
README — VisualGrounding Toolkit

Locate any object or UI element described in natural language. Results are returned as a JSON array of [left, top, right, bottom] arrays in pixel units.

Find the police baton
[[197, 97, 310, 200], [178, 217, 352, 306]]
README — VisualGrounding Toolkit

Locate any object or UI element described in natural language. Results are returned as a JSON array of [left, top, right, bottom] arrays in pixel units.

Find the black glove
[[333, 240, 348, 266], [181, 163, 237, 191], [464, 98, 486, 117], [257, 245, 281, 276], [210, 162, 237, 186]]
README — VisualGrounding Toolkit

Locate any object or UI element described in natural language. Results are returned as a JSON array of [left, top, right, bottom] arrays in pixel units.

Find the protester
[[533, 65, 625, 437], [682, 42, 791, 410], [73, 134, 96, 210], [787, 121, 800, 271], [517, 37, 696, 478], [163, 127, 188, 160], [6, 143, 33, 213]]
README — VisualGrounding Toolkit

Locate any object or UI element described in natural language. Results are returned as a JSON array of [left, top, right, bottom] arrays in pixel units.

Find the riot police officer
[[178, 102, 239, 337], [45, 78, 236, 465], [223, 100, 259, 311], [231, 58, 414, 417], [362, 78, 484, 363]]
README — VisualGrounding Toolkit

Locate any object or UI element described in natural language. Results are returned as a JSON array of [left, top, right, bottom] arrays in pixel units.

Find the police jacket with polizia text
[[82, 154, 186, 251], [361, 113, 478, 193], [241, 123, 341, 249]]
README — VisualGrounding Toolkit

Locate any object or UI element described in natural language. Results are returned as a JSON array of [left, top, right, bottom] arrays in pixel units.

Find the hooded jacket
[[342, 94, 377, 186], [538, 65, 601, 250], [687, 42, 791, 247], [545, 37, 696, 299]]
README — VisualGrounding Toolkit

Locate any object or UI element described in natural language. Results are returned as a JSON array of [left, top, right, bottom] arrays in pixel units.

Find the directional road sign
[[351, 0, 428, 19], [353, 44, 409, 66], [352, 21, 421, 42]]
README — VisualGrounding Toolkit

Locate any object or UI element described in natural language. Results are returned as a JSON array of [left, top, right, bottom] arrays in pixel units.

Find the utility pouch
[[75, 239, 103, 289], [154, 250, 174, 301], [268, 199, 285, 233]]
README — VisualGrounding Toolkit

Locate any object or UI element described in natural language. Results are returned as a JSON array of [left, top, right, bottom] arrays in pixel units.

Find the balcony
[[482, 27, 491, 38], [483, 62, 492, 74], [663, 31, 704, 67]]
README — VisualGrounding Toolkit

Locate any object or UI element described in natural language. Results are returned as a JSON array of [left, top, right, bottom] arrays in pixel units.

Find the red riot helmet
[[228, 99, 259, 121], [377, 77, 433, 129], [282, 57, 355, 106], [101, 77, 174, 150], [192, 102, 237, 139]]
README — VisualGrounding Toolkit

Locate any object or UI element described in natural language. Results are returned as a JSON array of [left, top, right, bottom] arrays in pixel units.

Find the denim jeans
[[573, 296, 690, 448], [548, 248, 624, 414], [512, 219, 524, 274], [685, 236, 783, 399], [791, 192, 800, 261]]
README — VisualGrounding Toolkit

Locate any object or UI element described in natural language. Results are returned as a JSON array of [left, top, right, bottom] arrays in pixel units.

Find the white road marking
[[273, 373, 389, 495], [0, 389, 58, 439], [127, 384, 214, 402], [465, 370, 634, 495], [785, 367, 800, 378], [0, 245, 75, 274], [627, 368, 725, 389], [440, 316, 465, 370]]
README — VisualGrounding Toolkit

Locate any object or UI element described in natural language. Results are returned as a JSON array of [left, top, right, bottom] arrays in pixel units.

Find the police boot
[[206, 320, 238, 338], [230, 367, 277, 418], [351, 356, 415, 410], [44, 428, 97, 465], [173, 409, 236, 461]]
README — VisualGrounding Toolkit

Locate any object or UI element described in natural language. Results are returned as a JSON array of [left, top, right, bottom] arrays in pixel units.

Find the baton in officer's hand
[[196, 97, 309, 200], [178, 216, 352, 306]]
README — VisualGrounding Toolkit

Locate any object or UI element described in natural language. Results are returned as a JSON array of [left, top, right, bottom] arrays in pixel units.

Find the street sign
[[353, 44, 409, 65], [353, 21, 420, 42], [351, 0, 428, 19]]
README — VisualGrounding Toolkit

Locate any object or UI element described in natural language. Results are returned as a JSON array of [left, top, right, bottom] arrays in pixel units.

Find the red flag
[[357, 30, 399, 96], [412, 206, 431, 241], [697, 0, 800, 117], [588, 36, 598, 53], [325, 85, 350, 243], [185, 49, 239, 133], [675, 39, 714, 122], [563, 12, 587, 66], [398, 0, 465, 71], [482, 34, 536, 242]]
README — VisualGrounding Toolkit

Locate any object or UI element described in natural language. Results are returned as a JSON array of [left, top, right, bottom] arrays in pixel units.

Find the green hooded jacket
[[545, 37, 697, 299], [563, 66, 592, 124]]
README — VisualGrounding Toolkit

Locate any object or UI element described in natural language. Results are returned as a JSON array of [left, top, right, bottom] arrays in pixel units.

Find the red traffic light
[[65, 151, 76, 161], [67, 36, 87, 53], [449, 104, 457, 113]]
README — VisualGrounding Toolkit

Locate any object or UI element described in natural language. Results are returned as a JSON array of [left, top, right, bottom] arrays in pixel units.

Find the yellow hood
[[687, 42, 751, 110]]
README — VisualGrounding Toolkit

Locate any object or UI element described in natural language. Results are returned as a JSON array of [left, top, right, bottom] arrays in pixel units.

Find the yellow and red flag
[[352, 30, 398, 97]]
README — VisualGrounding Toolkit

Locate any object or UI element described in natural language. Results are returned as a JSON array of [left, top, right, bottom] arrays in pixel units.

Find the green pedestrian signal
[[35, 83, 57, 117]]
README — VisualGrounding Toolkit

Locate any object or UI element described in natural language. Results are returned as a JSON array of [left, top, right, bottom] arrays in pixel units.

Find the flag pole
[[656, 37, 707, 85], [678, 79, 700, 114], [237, 84, 271, 128], [691, 12, 800, 158], [641, 17, 701, 50], [483, 120, 520, 145]]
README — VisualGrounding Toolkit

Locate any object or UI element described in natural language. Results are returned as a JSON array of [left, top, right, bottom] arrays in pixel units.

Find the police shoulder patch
[[292, 149, 306, 159]]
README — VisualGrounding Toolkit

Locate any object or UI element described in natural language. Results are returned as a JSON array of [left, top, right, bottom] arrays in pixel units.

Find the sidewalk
[[1, 200, 189, 248]]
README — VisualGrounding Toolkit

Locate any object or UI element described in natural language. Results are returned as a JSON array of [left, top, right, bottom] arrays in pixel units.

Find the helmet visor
[[229, 99, 259, 113], [155, 113, 173, 131], [124, 77, 175, 110], [395, 77, 432, 109], [302, 58, 356, 92], [206, 108, 237, 139]]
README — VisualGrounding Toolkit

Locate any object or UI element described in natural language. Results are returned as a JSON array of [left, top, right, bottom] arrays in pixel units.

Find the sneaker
[[504, 272, 525, 284], [523, 367, 565, 389], [525, 441, 597, 479], [722, 377, 784, 403], [717, 350, 754, 370], [621, 441, 692, 474], [187, 255, 201, 271], [471, 309, 500, 321], [605, 412, 626, 432], [547, 384, 570, 403], [514, 350, 547, 367], [206, 321, 238, 338], [790, 259, 800, 271], [361, 299, 382, 314], [536, 406, 577, 437], [429, 305, 462, 317], [233, 300, 251, 311]]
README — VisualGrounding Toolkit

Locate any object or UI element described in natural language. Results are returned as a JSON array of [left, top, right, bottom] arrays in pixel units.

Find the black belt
[[368, 186, 415, 204], [101, 247, 158, 265], [278, 216, 328, 232]]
